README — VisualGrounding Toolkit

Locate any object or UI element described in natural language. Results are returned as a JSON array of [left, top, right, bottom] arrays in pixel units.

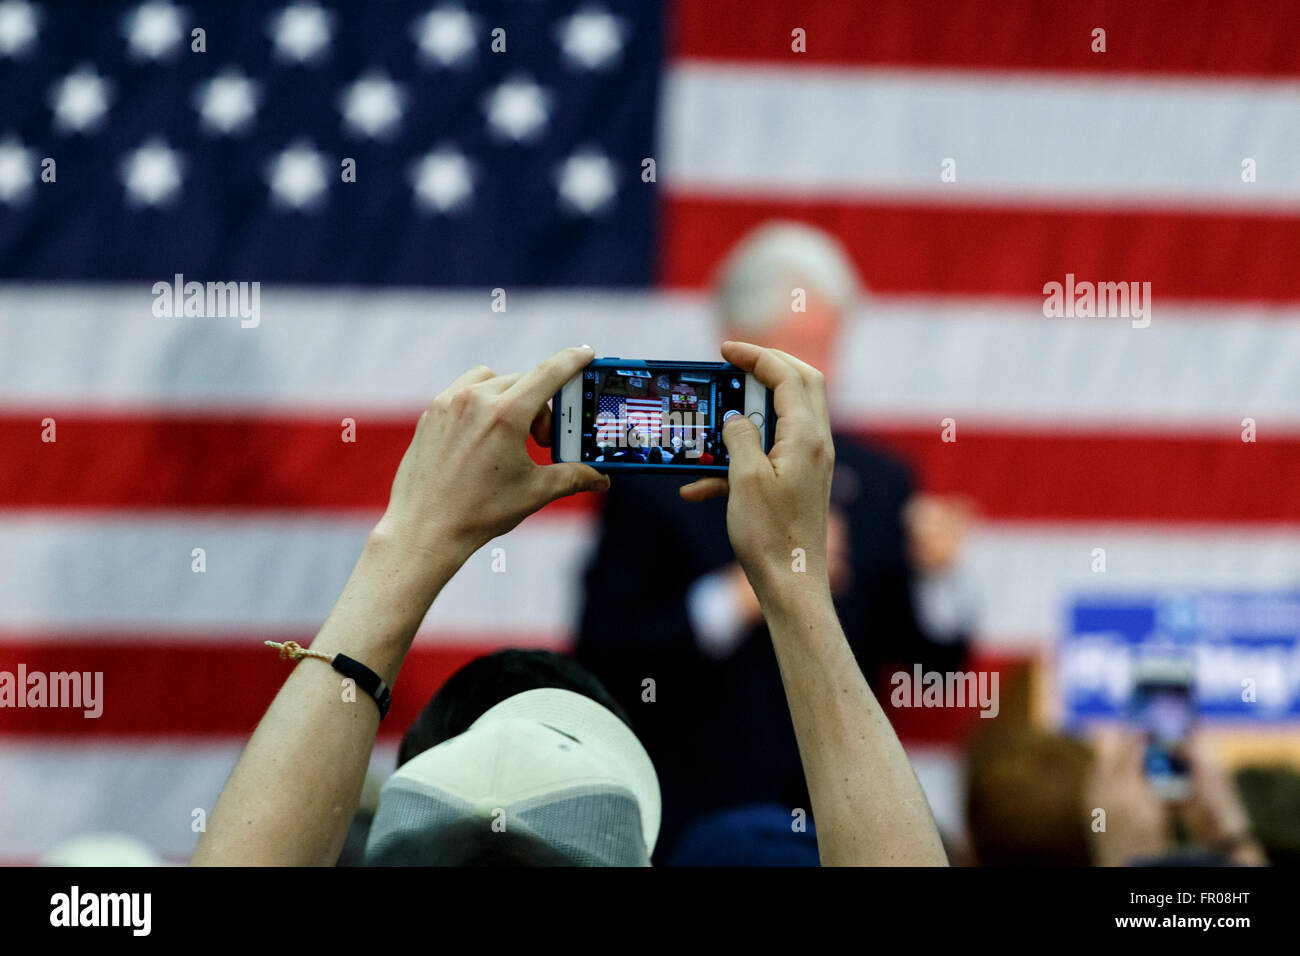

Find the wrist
[[365, 518, 471, 599], [753, 571, 836, 627], [304, 525, 465, 686]]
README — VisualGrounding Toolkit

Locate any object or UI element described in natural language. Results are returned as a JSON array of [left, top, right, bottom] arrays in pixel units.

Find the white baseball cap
[[365, 688, 660, 866]]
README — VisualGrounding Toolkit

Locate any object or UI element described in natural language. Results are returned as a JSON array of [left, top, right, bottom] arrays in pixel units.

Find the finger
[[435, 365, 496, 406], [506, 345, 595, 423], [480, 372, 523, 394], [1091, 727, 1125, 772], [721, 411, 769, 480], [1183, 733, 1216, 776], [1117, 730, 1148, 780], [767, 347, 831, 429], [530, 403, 553, 447], [720, 341, 800, 389], [766, 347, 822, 381], [720, 341, 815, 428], [536, 461, 610, 503], [679, 477, 729, 502]]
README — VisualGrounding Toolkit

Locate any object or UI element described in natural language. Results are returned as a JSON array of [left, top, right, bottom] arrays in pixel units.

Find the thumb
[[537, 462, 610, 503], [721, 411, 766, 477]]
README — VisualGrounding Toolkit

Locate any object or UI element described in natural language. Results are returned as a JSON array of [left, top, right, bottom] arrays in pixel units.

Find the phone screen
[[1131, 679, 1194, 795], [579, 366, 748, 467]]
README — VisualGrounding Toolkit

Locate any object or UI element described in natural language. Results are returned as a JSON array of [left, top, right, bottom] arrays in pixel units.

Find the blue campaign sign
[[1060, 591, 1300, 727]]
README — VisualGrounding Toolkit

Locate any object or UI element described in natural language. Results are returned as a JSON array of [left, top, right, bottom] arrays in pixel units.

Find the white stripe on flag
[[661, 63, 1300, 206], [0, 512, 587, 641], [0, 741, 398, 861], [2, 514, 1299, 650], [3, 287, 1299, 429]]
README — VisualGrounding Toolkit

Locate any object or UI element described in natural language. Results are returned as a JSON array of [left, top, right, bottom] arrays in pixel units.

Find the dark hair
[[370, 816, 578, 867], [1235, 765, 1300, 866], [397, 648, 633, 768]]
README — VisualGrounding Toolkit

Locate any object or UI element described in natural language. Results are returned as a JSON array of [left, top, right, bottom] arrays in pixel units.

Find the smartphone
[[1129, 656, 1196, 800], [552, 358, 774, 475]]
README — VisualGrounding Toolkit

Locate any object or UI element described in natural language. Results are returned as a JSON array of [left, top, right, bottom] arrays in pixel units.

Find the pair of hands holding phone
[[1084, 730, 1267, 866], [373, 341, 836, 612]]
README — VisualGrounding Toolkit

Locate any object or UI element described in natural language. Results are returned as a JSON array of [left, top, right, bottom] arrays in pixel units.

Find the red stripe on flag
[[3, 413, 1298, 523], [0, 411, 594, 516], [0, 637, 1021, 744], [0, 637, 552, 739], [672, 0, 1300, 79], [861, 426, 1300, 526], [661, 195, 1300, 301]]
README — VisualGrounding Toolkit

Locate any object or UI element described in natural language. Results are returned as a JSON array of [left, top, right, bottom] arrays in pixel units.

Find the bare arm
[[192, 347, 608, 866], [763, 589, 947, 865], [681, 341, 948, 866]]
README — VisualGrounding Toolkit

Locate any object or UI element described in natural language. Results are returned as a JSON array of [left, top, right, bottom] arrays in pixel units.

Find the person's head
[[367, 650, 658, 866], [965, 727, 1093, 866], [398, 648, 633, 765], [714, 221, 861, 377]]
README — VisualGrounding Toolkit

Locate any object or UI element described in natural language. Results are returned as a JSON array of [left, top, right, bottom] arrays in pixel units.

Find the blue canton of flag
[[0, 0, 663, 285]]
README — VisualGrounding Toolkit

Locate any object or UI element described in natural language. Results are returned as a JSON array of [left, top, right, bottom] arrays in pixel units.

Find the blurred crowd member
[[1235, 764, 1300, 866], [1084, 731, 1268, 866], [576, 222, 975, 860], [965, 727, 1094, 867], [667, 803, 820, 867]]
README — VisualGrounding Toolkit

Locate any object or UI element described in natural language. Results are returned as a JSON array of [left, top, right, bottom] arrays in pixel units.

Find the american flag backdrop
[[2, 0, 1300, 862], [596, 394, 664, 446]]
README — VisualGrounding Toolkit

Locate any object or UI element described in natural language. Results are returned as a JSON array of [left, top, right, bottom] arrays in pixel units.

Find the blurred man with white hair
[[713, 221, 858, 377], [576, 221, 974, 863]]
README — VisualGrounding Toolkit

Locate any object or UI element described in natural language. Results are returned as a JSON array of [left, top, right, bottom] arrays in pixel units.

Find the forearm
[[761, 584, 949, 867], [192, 528, 463, 866]]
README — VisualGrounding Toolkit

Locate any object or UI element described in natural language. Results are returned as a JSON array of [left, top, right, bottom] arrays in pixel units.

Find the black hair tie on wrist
[[265, 641, 392, 721], [331, 653, 393, 721]]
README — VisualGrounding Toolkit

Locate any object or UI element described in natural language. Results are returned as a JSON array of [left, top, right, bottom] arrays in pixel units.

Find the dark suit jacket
[[575, 435, 967, 861]]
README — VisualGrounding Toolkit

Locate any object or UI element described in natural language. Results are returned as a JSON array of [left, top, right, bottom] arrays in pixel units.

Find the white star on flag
[[483, 75, 552, 143], [193, 67, 261, 136], [122, 1, 186, 62], [408, 146, 475, 214], [119, 138, 185, 208], [265, 141, 329, 210], [267, 2, 333, 64], [0, 135, 35, 205], [556, 6, 626, 71], [555, 148, 617, 215], [0, 0, 40, 59], [338, 71, 407, 140], [48, 65, 114, 135], [412, 5, 477, 68]]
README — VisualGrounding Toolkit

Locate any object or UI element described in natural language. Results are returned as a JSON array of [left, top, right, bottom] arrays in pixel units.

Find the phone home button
[[747, 411, 765, 428]]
